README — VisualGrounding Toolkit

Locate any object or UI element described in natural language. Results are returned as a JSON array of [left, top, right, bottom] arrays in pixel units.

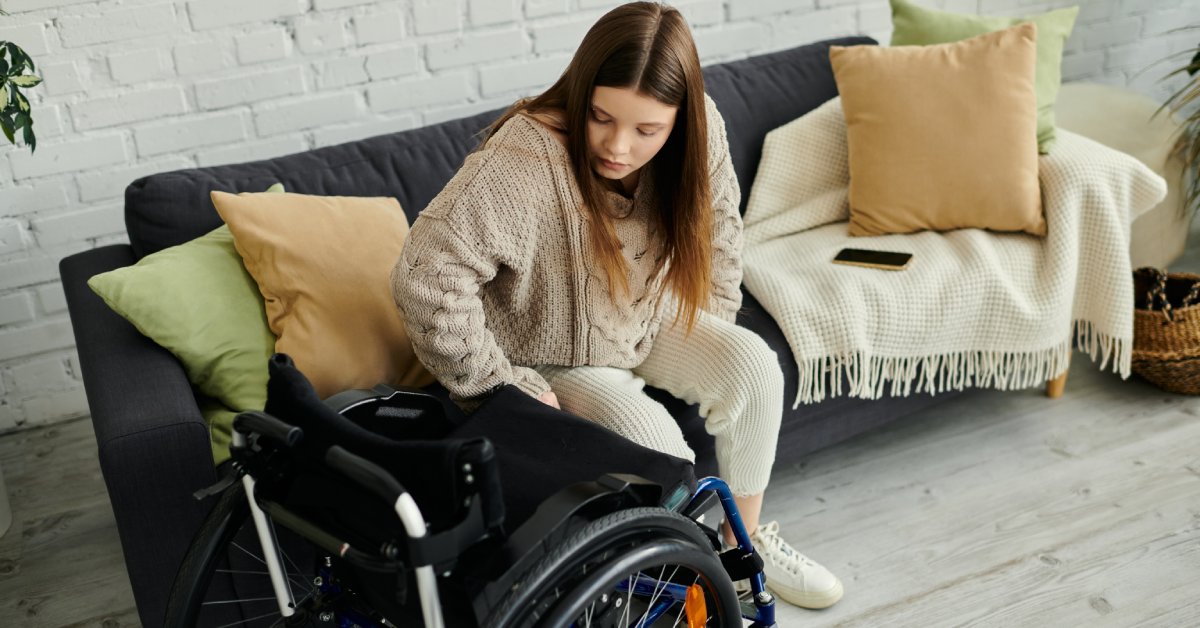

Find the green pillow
[[88, 182, 284, 464], [889, 0, 1079, 154]]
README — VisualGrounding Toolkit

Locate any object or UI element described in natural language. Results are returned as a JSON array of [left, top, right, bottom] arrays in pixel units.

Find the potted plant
[[0, 7, 42, 152], [1158, 31, 1200, 218]]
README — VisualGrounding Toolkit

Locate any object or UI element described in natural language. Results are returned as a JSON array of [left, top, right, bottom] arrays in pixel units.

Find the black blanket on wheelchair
[[452, 384, 697, 530], [263, 353, 695, 537]]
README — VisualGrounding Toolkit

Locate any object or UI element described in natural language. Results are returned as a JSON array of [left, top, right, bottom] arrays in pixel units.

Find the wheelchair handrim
[[540, 538, 739, 627]]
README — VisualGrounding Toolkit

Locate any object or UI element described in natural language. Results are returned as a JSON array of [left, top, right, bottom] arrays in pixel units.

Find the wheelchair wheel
[[486, 507, 740, 628], [164, 481, 378, 627]]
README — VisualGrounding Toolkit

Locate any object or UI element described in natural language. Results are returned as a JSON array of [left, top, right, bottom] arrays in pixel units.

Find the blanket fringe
[[792, 320, 1132, 408]]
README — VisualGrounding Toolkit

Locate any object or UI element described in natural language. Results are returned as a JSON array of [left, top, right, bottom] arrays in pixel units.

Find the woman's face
[[587, 86, 678, 186]]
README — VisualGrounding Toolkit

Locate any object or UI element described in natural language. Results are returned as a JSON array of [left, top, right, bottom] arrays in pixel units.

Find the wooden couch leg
[[1046, 369, 1069, 399]]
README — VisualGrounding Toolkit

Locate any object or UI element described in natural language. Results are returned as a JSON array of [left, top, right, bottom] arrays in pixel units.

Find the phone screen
[[833, 248, 913, 267]]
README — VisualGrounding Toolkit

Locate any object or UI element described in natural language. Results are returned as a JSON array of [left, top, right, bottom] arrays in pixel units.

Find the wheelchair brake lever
[[192, 464, 243, 500]]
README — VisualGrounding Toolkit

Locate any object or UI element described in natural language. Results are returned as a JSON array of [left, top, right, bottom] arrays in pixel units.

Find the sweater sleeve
[[704, 92, 745, 324], [391, 149, 552, 410]]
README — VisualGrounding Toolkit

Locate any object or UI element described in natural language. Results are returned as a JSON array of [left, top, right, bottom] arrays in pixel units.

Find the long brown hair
[[472, 1, 713, 334]]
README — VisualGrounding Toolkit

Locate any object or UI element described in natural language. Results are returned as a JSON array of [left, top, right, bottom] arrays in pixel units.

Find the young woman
[[391, 1, 842, 609]]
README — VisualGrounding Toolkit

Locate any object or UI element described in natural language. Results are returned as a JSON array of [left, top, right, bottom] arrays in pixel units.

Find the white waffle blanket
[[742, 98, 1168, 407]]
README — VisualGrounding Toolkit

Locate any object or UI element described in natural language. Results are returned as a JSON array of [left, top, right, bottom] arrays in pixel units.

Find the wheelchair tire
[[165, 480, 254, 627], [163, 481, 356, 628], [485, 507, 741, 628]]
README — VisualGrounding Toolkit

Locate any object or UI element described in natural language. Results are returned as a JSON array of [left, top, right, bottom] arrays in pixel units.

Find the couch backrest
[[124, 35, 874, 259]]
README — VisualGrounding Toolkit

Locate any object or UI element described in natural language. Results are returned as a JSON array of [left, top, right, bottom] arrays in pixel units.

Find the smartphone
[[832, 248, 913, 271]]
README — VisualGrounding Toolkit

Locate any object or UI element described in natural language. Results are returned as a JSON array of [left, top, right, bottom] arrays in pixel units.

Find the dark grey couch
[[61, 35, 956, 627]]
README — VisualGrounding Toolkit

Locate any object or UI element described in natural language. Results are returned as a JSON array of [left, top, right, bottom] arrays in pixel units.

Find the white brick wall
[[0, 0, 1195, 433], [57, 4, 181, 47], [237, 29, 293, 65], [0, 292, 35, 326], [71, 86, 189, 131], [109, 48, 176, 84], [134, 110, 249, 156]]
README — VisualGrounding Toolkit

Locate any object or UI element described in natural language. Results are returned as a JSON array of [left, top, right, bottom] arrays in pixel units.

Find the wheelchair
[[164, 354, 779, 627]]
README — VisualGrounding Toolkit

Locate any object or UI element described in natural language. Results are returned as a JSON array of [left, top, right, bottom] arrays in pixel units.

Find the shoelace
[[752, 521, 818, 574]]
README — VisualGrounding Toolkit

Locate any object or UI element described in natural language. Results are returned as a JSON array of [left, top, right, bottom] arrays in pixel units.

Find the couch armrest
[[60, 245, 220, 628]]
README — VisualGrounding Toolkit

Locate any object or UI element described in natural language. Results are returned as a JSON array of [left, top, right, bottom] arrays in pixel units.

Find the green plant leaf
[[22, 121, 35, 153], [14, 89, 28, 113], [8, 74, 40, 88], [1159, 36, 1200, 220], [0, 85, 6, 109], [0, 113, 14, 145], [4, 43, 28, 73]]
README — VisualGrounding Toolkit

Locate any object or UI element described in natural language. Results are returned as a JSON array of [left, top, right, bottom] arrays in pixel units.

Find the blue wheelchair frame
[[597, 476, 776, 628], [694, 476, 776, 628]]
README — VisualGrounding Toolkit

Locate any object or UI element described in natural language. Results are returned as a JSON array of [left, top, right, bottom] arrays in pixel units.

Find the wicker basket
[[1132, 267, 1200, 394]]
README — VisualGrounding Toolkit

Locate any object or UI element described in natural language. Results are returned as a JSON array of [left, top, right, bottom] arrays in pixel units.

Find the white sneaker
[[748, 521, 844, 609]]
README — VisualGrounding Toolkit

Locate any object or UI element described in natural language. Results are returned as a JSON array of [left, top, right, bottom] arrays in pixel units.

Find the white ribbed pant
[[533, 310, 784, 496]]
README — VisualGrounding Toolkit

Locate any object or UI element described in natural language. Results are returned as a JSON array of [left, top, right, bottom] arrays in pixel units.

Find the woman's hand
[[537, 389, 561, 410]]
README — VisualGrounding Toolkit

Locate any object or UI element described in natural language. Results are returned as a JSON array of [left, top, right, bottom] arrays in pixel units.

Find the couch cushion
[[123, 36, 875, 259], [210, 190, 434, 399]]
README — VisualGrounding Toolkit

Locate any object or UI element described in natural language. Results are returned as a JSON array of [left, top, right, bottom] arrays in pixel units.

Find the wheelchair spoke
[[582, 600, 594, 627], [623, 573, 634, 625], [213, 608, 284, 628], [232, 541, 265, 565], [203, 596, 281, 606], [633, 566, 666, 627], [271, 519, 311, 590], [637, 565, 679, 627]]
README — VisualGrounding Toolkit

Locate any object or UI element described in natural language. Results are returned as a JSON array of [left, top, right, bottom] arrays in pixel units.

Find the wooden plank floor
[[0, 416, 138, 627], [765, 350, 1200, 626]]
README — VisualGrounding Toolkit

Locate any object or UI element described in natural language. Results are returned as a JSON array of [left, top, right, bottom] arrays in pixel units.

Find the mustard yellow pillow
[[211, 190, 435, 399], [890, 0, 1078, 154], [830, 23, 1044, 237]]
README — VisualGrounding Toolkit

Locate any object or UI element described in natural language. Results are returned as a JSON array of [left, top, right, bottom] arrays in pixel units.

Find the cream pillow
[[830, 23, 1044, 237], [211, 190, 435, 399]]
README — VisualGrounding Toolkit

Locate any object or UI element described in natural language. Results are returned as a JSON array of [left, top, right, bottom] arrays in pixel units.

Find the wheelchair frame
[[174, 405, 779, 628]]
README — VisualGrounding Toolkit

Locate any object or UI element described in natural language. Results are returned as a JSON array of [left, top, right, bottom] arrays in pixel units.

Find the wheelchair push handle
[[323, 445, 446, 628], [233, 411, 303, 447]]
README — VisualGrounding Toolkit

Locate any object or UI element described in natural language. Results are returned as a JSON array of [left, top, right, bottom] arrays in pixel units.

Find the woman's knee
[[709, 327, 784, 396], [604, 401, 696, 463], [543, 370, 696, 463]]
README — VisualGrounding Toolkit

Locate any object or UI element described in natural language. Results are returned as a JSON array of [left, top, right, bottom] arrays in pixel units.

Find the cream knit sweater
[[391, 92, 744, 409]]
